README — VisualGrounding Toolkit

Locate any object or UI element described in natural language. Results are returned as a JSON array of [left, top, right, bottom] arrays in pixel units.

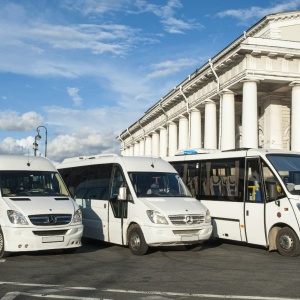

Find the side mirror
[[268, 182, 278, 201], [118, 187, 127, 201]]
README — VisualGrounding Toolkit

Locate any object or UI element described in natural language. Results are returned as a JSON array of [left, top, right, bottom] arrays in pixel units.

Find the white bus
[[166, 148, 300, 257], [57, 154, 212, 255], [0, 155, 83, 258]]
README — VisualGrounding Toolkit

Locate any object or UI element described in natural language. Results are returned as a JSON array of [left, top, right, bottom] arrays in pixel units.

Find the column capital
[[189, 107, 200, 112], [289, 81, 300, 87], [220, 88, 235, 96], [241, 76, 263, 84]]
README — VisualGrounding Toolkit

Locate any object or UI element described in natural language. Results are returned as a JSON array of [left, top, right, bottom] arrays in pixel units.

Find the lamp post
[[35, 126, 48, 157]]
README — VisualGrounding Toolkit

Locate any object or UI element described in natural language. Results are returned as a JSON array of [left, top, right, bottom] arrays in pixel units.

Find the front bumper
[[2, 224, 83, 252], [141, 223, 212, 247]]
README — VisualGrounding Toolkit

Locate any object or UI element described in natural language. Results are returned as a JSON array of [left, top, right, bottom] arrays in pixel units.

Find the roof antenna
[[151, 157, 155, 168], [27, 149, 31, 166]]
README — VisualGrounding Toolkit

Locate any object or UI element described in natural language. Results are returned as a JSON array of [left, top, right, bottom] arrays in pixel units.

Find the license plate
[[42, 236, 64, 243]]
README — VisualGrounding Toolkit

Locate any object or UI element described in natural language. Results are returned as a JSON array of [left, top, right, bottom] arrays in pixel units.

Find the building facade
[[117, 11, 300, 157]]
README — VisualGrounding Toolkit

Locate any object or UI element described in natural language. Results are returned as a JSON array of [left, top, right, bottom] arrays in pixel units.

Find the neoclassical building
[[117, 10, 300, 157]]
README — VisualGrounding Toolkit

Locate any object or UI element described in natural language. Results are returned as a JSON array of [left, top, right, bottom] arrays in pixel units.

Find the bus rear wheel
[[128, 225, 148, 256], [276, 227, 300, 257], [0, 228, 10, 259]]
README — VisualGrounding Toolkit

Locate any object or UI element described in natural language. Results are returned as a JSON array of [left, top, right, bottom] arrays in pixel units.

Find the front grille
[[169, 214, 205, 225], [29, 214, 72, 226], [33, 230, 68, 236], [173, 229, 200, 235]]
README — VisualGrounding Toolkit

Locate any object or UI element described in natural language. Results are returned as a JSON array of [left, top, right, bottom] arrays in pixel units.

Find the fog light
[[25, 244, 28, 248], [18, 244, 22, 248]]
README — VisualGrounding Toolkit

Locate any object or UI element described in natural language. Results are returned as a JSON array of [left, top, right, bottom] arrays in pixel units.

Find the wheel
[[184, 243, 203, 251], [0, 228, 10, 259], [128, 225, 148, 255], [276, 227, 300, 257]]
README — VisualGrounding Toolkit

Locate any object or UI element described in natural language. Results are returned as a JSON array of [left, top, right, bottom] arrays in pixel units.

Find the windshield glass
[[128, 172, 192, 197], [0, 171, 69, 197], [267, 154, 300, 195]]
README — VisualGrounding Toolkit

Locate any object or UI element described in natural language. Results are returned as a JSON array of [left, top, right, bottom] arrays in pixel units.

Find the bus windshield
[[128, 172, 192, 198], [267, 154, 300, 195], [0, 171, 69, 197]]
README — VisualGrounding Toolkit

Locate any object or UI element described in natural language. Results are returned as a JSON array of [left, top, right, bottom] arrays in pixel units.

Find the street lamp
[[35, 126, 48, 157]]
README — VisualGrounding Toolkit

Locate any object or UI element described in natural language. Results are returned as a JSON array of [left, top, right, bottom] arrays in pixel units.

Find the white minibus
[[166, 148, 300, 256], [0, 155, 83, 258], [57, 154, 212, 255]]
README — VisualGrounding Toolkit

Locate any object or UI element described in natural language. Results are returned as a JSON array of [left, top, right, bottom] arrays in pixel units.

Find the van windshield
[[267, 154, 300, 195], [0, 171, 69, 197], [128, 172, 192, 197]]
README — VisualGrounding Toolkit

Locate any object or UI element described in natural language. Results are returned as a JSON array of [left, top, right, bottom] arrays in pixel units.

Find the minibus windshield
[[129, 172, 192, 197], [0, 171, 69, 197], [267, 154, 300, 195]]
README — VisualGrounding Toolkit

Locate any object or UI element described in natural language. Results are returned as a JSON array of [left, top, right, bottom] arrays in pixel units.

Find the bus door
[[108, 165, 129, 245], [244, 158, 267, 246]]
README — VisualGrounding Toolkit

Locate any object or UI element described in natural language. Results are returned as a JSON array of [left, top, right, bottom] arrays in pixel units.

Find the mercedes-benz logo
[[48, 215, 57, 224], [185, 215, 193, 225]]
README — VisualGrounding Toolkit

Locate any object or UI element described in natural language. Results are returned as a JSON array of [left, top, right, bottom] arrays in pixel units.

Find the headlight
[[146, 210, 168, 224], [7, 210, 28, 225], [72, 209, 82, 223], [205, 210, 211, 223], [297, 203, 300, 211]]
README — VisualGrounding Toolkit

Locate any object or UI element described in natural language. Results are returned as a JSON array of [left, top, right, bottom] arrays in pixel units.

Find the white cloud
[[67, 87, 82, 106], [0, 136, 34, 156], [0, 111, 44, 131], [216, 0, 300, 24], [47, 129, 120, 162], [129, 0, 203, 34], [147, 58, 199, 79], [63, 0, 131, 16]]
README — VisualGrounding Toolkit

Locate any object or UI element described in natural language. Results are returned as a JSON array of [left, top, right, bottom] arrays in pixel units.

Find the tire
[[128, 225, 148, 255], [0, 228, 10, 259], [276, 227, 300, 257]]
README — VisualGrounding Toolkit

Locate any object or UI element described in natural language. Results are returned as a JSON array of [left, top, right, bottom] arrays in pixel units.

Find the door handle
[[246, 210, 249, 216]]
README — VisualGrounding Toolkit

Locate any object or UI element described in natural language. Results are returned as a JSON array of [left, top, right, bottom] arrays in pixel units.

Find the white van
[[0, 155, 83, 258], [57, 154, 212, 255]]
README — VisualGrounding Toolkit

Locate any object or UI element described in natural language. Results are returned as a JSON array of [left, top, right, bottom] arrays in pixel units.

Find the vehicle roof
[[0, 155, 57, 171], [57, 154, 177, 173], [164, 148, 300, 162]]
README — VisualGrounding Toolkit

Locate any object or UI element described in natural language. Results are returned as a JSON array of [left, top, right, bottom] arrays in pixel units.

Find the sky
[[1, 0, 300, 163]]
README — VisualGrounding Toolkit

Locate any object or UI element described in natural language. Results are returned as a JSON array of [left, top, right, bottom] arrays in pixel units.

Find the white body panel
[[57, 155, 213, 248], [0, 155, 83, 254]]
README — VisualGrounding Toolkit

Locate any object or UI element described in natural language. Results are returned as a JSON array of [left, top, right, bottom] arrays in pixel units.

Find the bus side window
[[246, 159, 262, 202]]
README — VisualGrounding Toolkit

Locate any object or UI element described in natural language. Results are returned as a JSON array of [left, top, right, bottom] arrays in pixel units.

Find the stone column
[[151, 132, 160, 157], [221, 89, 235, 150], [159, 127, 168, 157], [168, 121, 178, 156], [262, 95, 283, 149], [129, 145, 134, 156], [242, 79, 259, 148], [133, 142, 140, 156], [204, 101, 217, 149], [178, 115, 189, 150], [190, 109, 202, 149], [145, 136, 152, 156], [139, 139, 145, 156], [290, 81, 300, 151]]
